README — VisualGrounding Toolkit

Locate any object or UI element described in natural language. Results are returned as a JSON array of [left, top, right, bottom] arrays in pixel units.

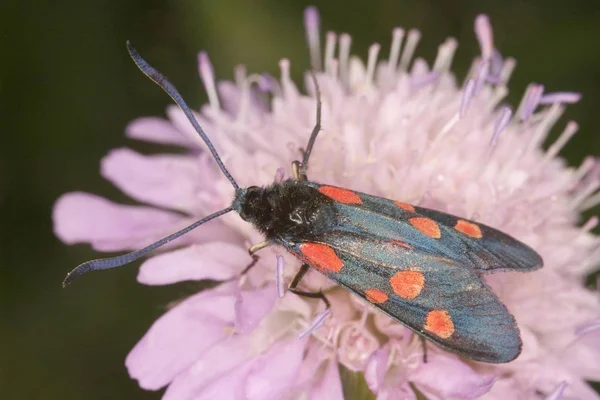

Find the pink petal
[[54, 192, 238, 253], [125, 288, 236, 390], [364, 347, 390, 393], [309, 359, 344, 399], [164, 334, 253, 400], [126, 116, 193, 147], [190, 359, 258, 400], [410, 352, 495, 400], [235, 286, 278, 334], [138, 242, 249, 285], [100, 148, 210, 214], [244, 337, 309, 400], [53, 192, 184, 251], [377, 382, 416, 400]]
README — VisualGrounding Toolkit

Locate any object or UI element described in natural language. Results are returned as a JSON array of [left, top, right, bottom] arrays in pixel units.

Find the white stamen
[[581, 190, 600, 211], [198, 52, 220, 110], [570, 180, 600, 210], [580, 216, 599, 234], [475, 14, 494, 60], [539, 92, 582, 104], [387, 28, 405, 76], [435, 114, 459, 145], [366, 43, 381, 86], [432, 38, 458, 73], [304, 6, 322, 70], [339, 33, 352, 86], [276, 255, 285, 298], [398, 29, 421, 71], [279, 58, 294, 99], [327, 58, 339, 79], [234, 64, 246, 87], [525, 103, 564, 154], [460, 79, 476, 118], [499, 57, 517, 85], [572, 157, 597, 184], [544, 121, 579, 163], [324, 31, 337, 73], [298, 309, 332, 339], [544, 381, 567, 400], [491, 106, 513, 146]]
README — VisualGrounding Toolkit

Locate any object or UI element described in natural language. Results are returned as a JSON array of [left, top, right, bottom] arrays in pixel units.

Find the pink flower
[[54, 6, 600, 399]]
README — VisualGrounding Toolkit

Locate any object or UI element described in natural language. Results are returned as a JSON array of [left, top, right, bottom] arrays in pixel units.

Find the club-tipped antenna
[[63, 207, 233, 287], [300, 70, 322, 175], [126, 41, 239, 191]]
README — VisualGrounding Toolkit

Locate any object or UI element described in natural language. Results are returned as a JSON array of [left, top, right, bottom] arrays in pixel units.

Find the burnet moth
[[63, 41, 543, 364]]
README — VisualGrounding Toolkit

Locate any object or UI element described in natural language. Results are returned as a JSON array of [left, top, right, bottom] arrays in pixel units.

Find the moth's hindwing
[[280, 182, 542, 363]]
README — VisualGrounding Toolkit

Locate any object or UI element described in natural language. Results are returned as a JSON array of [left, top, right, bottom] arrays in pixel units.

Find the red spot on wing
[[394, 201, 415, 212], [364, 289, 388, 304], [424, 310, 455, 339], [389, 240, 412, 249], [390, 270, 425, 299], [299, 243, 344, 273], [409, 217, 441, 239], [454, 219, 483, 239], [319, 186, 363, 204]]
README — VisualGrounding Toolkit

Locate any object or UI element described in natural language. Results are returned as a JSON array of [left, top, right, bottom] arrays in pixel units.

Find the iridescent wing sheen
[[275, 182, 541, 362], [305, 182, 543, 273], [285, 232, 521, 363]]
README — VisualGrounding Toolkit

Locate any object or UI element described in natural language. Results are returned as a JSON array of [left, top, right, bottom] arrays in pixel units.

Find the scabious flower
[[54, 6, 600, 399]]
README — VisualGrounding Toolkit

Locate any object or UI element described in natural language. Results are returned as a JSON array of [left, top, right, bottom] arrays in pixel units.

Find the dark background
[[1, 1, 599, 399]]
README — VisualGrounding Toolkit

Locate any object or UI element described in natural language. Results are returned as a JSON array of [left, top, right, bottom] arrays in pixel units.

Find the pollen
[[300, 242, 344, 273], [319, 186, 363, 204], [390, 270, 425, 299], [454, 219, 483, 238], [364, 289, 389, 304], [409, 217, 441, 239], [424, 310, 455, 339]]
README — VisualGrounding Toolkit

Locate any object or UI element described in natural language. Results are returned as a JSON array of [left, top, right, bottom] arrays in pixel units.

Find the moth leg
[[419, 336, 428, 363], [288, 263, 331, 308], [239, 241, 272, 277], [291, 161, 304, 181]]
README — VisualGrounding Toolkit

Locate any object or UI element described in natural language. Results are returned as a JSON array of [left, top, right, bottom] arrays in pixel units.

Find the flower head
[[54, 6, 600, 399]]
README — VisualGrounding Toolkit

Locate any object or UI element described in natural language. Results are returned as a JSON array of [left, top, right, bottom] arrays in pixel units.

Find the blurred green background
[[1, 0, 599, 398]]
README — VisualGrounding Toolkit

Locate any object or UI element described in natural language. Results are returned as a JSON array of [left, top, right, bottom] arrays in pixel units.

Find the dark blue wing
[[285, 231, 522, 363], [305, 182, 543, 273]]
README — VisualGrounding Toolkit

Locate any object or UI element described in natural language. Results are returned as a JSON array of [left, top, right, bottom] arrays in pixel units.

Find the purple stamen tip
[[491, 106, 513, 146], [304, 6, 320, 29], [545, 381, 567, 400], [539, 92, 582, 105], [258, 74, 273, 92], [520, 84, 544, 121], [575, 318, 600, 336], [274, 167, 285, 183], [410, 71, 439, 90], [298, 309, 332, 339], [276, 255, 285, 298]]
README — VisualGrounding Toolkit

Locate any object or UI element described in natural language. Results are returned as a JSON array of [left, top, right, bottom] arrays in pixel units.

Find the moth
[[64, 42, 543, 363]]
